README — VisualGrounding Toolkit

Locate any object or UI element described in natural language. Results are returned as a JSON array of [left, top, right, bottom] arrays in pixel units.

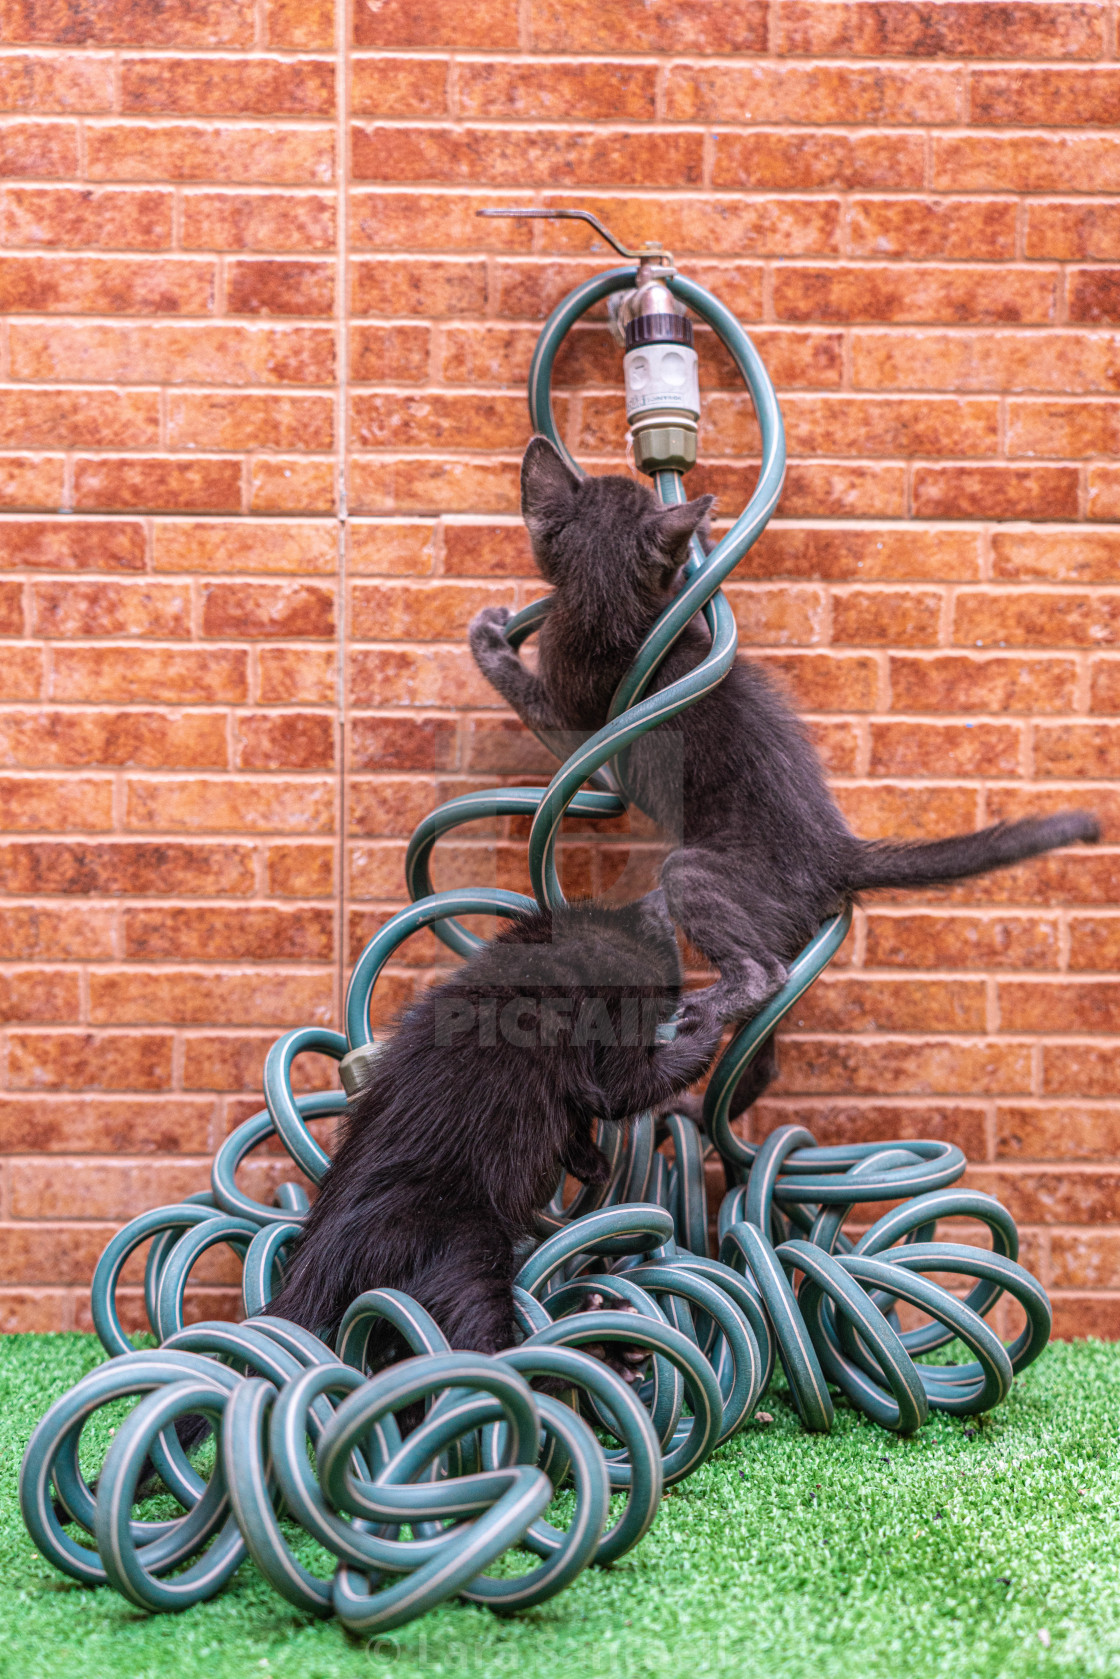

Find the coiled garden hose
[[21, 253, 1051, 1629]]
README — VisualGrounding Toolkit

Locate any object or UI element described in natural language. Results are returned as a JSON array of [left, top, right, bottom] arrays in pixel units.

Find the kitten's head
[[521, 436, 714, 613]]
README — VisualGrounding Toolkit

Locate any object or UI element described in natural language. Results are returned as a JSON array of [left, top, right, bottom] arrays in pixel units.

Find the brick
[[350, 579, 511, 642], [718, 461, 907, 519], [0, 710, 226, 769], [349, 455, 519, 516], [0, 254, 215, 313], [867, 911, 1058, 970], [441, 522, 528, 578], [120, 56, 335, 116], [889, 652, 1078, 713], [348, 521, 436, 577], [1027, 202, 1120, 261], [258, 646, 336, 704], [530, 0, 767, 52], [0, 1291, 68, 1331], [852, 329, 1120, 394], [0, 903, 114, 959], [10, 321, 334, 384], [458, 59, 655, 121], [86, 123, 333, 185], [355, 0, 516, 46], [1070, 917, 1120, 971], [184, 1033, 338, 1091], [50, 646, 247, 704], [774, 1037, 1031, 1097], [835, 783, 979, 840], [8, 1030, 172, 1090], [732, 393, 998, 459], [264, 0, 333, 48], [1044, 1043, 1120, 1096], [808, 720, 860, 775], [154, 520, 334, 575], [0, 1224, 117, 1286], [348, 907, 454, 967], [0, 115, 78, 175], [833, 588, 940, 647], [868, 720, 1022, 777], [267, 842, 333, 896], [348, 191, 531, 252], [350, 256, 485, 315], [348, 776, 445, 838], [985, 783, 1120, 842], [351, 55, 449, 118], [1001, 980, 1120, 1034], [722, 584, 826, 646], [773, 265, 1056, 325], [1050, 1235, 1120, 1294], [458, 716, 555, 774], [1069, 270, 1120, 324], [167, 391, 333, 452], [0, 51, 113, 111], [234, 711, 335, 770], [966, 1168, 1120, 1227], [350, 125, 704, 189], [0, 839, 253, 896], [0, 457, 64, 509], [9, 1158, 209, 1220], [666, 61, 958, 123], [349, 645, 495, 708], [348, 714, 458, 772], [1008, 400, 1120, 460], [972, 66, 1120, 125], [753, 1100, 986, 1155], [30, 580, 188, 638], [0, 777, 111, 831], [1088, 467, 1120, 520], [755, 652, 879, 711], [0, 645, 40, 698], [181, 192, 335, 251], [201, 581, 334, 639], [0, 386, 157, 450], [993, 531, 1120, 584], [790, 975, 986, 1032], [913, 465, 1079, 520], [773, 3, 1106, 59], [350, 323, 431, 382], [89, 967, 333, 1027], [1090, 658, 1120, 713], [1034, 723, 1120, 779], [124, 905, 332, 962], [713, 131, 924, 192], [847, 198, 1016, 261], [226, 258, 334, 316], [933, 134, 1120, 194], [125, 777, 334, 834], [996, 1105, 1120, 1161], [250, 458, 335, 513], [901, 850, 1120, 908], [351, 391, 538, 453], [954, 590, 1120, 649], [0, 185, 173, 248], [742, 525, 979, 583], [0, 579, 24, 633], [0, 966, 78, 1019], [0, 0, 255, 46], [73, 456, 242, 513]]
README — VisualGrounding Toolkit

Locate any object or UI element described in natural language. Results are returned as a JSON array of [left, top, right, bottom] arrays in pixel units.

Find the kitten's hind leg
[[661, 847, 788, 1025], [413, 1213, 517, 1355]]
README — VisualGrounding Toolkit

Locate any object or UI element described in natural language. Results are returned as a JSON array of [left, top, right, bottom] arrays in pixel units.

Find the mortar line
[[335, 0, 351, 1035]]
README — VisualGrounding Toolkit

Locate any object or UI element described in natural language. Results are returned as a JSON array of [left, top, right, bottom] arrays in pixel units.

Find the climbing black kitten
[[469, 436, 1100, 1113], [267, 894, 721, 1352]]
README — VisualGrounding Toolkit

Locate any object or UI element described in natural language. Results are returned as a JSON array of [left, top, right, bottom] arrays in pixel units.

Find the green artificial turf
[[2, 1335, 1120, 1679]]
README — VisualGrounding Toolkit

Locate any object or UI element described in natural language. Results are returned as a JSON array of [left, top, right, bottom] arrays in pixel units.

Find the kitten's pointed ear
[[521, 436, 580, 544], [650, 494, 716, 563]]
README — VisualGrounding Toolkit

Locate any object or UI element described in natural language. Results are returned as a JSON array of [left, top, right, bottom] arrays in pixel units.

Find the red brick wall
[[1, 0, 1118, 1337]]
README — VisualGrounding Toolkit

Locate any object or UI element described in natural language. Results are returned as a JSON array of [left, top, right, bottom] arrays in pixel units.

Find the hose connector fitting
[[614, 268, 700, 475]]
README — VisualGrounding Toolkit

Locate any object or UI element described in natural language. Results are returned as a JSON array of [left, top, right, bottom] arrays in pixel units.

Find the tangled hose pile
[[21, 261, 1052, 1626]]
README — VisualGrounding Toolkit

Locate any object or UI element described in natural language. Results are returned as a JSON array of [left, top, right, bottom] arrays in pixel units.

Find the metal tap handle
[[477, 206, 672, 266]]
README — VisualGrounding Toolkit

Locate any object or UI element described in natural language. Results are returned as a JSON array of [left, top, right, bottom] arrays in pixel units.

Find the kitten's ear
[[521, 436, 580, 545], [649, 494, 716, 568]]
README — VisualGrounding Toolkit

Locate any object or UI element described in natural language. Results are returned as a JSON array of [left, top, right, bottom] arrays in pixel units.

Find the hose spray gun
[[479, 208, 701, 475]]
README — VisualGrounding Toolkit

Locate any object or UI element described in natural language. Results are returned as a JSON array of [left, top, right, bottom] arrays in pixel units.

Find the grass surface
[[2, 1334, 1120, 1679]]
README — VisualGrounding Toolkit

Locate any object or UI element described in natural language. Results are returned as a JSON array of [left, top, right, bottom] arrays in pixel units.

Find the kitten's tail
[[846, 810, 1099, 893]]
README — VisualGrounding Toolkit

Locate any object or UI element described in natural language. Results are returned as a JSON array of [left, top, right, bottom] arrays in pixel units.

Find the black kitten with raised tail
[[469, 437, 1100, 1113], [268, 894, 721, 1353]]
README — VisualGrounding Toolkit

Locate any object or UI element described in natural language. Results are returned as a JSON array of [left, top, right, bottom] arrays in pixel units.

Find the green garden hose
[[21, 247, 1052, 1629]]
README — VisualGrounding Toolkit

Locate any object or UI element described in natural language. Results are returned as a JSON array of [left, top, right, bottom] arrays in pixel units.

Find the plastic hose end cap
[[339, 1041, 384, 1096], [634, 425, 698, 475]]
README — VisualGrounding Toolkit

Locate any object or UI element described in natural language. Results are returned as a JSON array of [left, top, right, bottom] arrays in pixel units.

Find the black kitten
[[268, 894, 721, 1352], [469, 437, 1100, 1112]]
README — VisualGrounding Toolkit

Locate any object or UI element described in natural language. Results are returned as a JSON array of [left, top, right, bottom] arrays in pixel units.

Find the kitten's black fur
[[469, 437, 1100, 1112], [267, 894, 721, 1352]]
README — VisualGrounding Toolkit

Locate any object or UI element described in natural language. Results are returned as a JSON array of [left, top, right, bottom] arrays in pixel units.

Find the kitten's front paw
[[468, 605, 514, 666]]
